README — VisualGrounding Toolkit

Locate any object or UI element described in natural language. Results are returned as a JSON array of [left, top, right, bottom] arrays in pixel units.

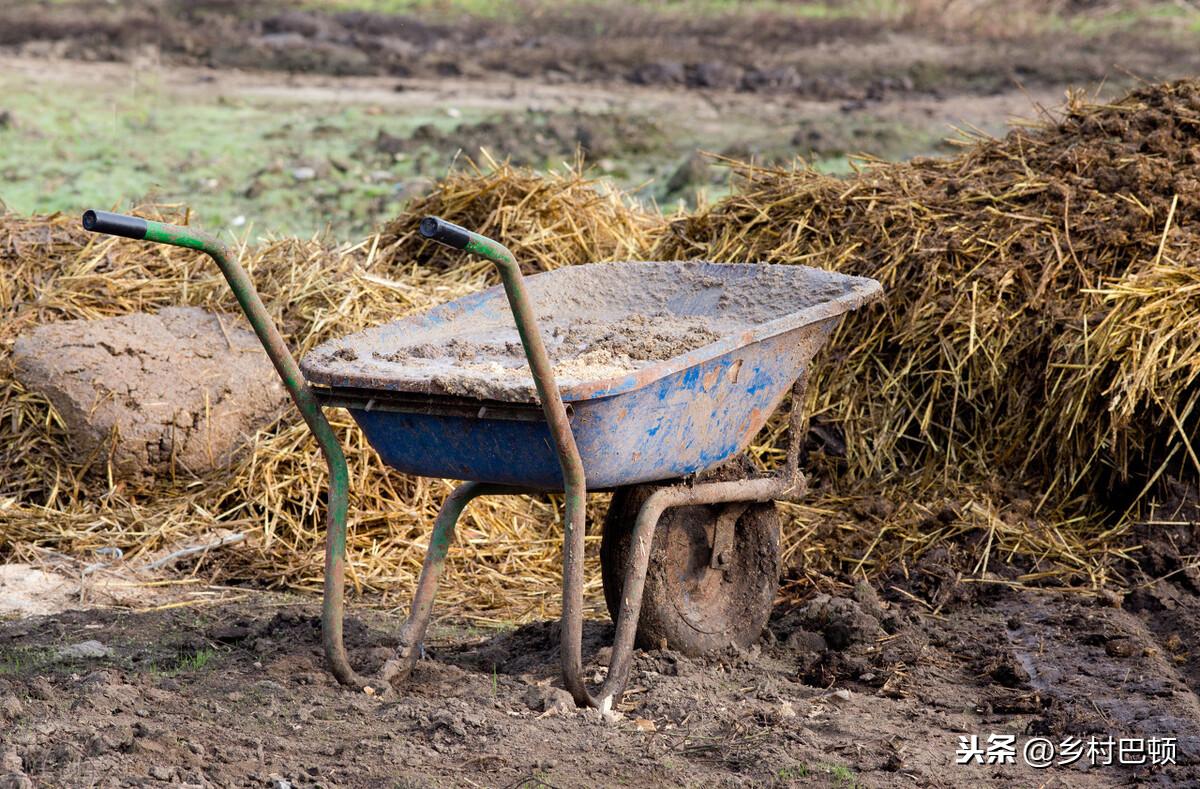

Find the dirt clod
[[147, 765, 174, 781], [785, 594, 883, 652], [0, 695, 21, 722], [785, 629, 828, 653], [523, 685, 575, 714], [986, 655, 1031, 688], [12, 307, 287, 480], [0, 774, 33, 789], [851, 579, 886, 620], [1105, 638, 1138, 658]]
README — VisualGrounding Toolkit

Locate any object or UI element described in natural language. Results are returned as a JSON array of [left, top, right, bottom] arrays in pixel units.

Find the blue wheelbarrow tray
[[301, 260, 881, 491]]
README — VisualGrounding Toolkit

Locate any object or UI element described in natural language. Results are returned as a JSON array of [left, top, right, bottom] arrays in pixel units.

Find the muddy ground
[[4, 1, 1199, 101], [2, 565, 1200, 788]]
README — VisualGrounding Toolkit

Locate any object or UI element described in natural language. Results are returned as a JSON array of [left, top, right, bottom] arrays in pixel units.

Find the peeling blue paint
[[349, 322, 836, 491]]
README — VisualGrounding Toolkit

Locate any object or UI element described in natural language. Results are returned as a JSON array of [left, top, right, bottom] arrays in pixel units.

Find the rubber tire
[[600, 458, 781, 657]]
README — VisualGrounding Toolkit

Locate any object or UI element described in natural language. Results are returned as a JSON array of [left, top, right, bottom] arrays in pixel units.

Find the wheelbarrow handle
[[82, 209, 149, 240], [81, 209, 369, 690], [419, 215, 514, 264], [419, 215, 598, 706], [418, 216, 471, 249]]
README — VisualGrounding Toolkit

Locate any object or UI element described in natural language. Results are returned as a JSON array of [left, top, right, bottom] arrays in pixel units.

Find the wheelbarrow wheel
[[600, 456, 781, 657]]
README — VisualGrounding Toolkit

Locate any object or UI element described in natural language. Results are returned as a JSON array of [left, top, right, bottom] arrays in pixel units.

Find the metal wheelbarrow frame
[[81, 209, 877, 710]]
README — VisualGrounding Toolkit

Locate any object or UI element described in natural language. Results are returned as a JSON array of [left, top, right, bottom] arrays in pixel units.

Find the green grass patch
[[0, 646, 57, 675], [148, 646, 218, 677], [776, 764, 809, 781], [0, 73, 486, 240], [175, 647, 216, 672], [0, 64, 960, 239], [773, 762, 858, 786]]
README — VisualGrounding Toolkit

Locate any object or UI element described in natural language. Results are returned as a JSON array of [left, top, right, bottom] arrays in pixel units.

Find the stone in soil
[[54, 640, 112, 660], [13, 307, 288, 479]]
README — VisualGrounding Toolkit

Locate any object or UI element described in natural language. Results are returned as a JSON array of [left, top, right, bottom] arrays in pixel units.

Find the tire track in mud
[[997, 592, 1200, 772], [1126, 581, 1200, 700]]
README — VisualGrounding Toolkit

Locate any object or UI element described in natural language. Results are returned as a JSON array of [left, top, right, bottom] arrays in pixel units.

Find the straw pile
[[0, 207, 630, 618], [4, 79, 1199, 611], [658, 79, 1200, 513], [375, 153, 662, 276]]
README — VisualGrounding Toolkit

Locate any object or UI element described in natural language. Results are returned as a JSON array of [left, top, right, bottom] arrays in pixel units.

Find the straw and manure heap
[[659, 79, 1200, 511], [3, 79, 1199, 610]]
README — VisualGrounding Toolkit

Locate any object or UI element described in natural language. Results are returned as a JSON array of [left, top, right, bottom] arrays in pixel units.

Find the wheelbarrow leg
[[321, 450, 371, 690], [558, 478, 594, 706], [582, 374, 814, 703], [380, 481, 509, 686], [563, 474, 791, 709]]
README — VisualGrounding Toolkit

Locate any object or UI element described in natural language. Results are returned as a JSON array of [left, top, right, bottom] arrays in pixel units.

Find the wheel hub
[[660, 504, 737, 636]]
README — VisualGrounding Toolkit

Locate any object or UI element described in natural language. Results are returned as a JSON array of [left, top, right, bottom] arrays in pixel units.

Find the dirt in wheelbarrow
[[313, 262, 861, 400], [374, 312, 725, 387], [3, 566, 1200, 788]]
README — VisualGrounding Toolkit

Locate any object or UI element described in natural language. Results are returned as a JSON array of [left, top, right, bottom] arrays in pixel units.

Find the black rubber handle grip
[[418, 216, 470, 249], [82, 210, 148, 240]]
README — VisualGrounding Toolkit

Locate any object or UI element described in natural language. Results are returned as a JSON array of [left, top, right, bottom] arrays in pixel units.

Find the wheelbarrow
[[81, 209, 882, 709]]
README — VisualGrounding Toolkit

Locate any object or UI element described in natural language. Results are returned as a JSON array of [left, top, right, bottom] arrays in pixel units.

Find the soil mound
[[13, 307, 287, 479]]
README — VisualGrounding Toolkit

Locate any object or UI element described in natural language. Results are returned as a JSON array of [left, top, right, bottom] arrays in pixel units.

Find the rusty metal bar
[[418, 216, 595, 704], [785, 371, 810, 485], [589, 469, 806, 709], [379, 480, 513, 685], [709, 503, 748, 570], [81, 210, 368, 689]]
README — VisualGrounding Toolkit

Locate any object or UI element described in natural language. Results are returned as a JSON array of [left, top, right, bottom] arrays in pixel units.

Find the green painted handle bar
[[81, 209, 366, 688]]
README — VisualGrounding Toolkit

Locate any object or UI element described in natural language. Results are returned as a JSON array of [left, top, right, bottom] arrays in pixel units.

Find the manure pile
[[3, 80, 1199, 609], [658, 79, 1200, 509]]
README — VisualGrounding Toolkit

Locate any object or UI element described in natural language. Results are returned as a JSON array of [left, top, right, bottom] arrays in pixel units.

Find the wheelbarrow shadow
[[434, 618, 616, 680], [325, 613, 616, 686]]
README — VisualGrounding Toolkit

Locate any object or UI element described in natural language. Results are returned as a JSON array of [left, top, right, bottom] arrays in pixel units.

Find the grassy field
[[0, 66, 948, 240], [310, 0, 1200, 36], [0, 73, 481, 239], [3, 0, 1194, 240]]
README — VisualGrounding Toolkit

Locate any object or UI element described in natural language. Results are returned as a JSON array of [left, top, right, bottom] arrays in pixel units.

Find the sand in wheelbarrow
[[377, 312, 724, 384], [311, 261, 858, 401]]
